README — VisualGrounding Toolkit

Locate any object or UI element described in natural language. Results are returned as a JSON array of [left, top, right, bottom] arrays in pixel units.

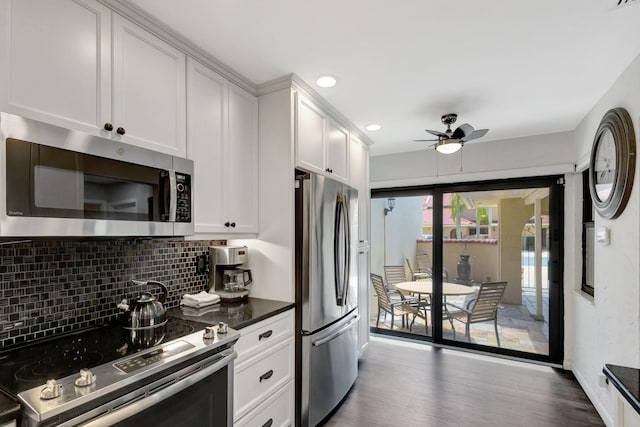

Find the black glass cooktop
[[0, 317, 208, 397]]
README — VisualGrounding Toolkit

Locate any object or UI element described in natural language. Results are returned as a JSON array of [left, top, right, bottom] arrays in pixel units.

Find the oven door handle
[[77, 349, 236, 427]]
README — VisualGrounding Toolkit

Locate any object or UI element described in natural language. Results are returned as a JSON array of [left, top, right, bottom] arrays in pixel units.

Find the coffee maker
[[209, 246, 253, 302]]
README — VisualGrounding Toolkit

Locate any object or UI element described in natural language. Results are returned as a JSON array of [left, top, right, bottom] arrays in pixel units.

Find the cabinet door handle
[[230, 222, 236, 228], [258, 330, 273, 340], [259, 369, 274, 382], [224, 222, 230, 227], [116, 127, 126, 135], [262, 419, 273, 427], [104, 123, 113, 131]]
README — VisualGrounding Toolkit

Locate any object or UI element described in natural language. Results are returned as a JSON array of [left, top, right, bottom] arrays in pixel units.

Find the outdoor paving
[[370, 295, 549, 355]]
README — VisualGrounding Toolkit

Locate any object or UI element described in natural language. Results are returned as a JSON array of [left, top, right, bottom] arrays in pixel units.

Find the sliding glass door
[[370, 177, 563, 364], [369, 193, 434, 339]]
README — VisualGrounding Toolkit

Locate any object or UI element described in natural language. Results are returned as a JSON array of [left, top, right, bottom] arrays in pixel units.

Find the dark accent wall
[[0, 239, 222, 349]]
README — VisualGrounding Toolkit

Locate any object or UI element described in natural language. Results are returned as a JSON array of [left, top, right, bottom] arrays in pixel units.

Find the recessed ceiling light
[[316, 76, 336, 88], [366, 124, 382, 131]]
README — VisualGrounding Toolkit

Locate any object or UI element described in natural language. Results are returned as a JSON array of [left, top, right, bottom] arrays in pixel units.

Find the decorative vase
[[457, 254, 471, 281]]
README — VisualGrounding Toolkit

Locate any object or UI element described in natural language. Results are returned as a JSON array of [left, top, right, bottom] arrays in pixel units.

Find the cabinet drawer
[[234, 380, 294, 427], [235, 310, 293, 363], [234, 338, 294, 421]]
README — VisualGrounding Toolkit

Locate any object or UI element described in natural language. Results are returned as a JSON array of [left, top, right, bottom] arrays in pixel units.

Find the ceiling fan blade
[[462, 128, 489, 141], [425, 129, 448, 138], [451, 123, 474, 140], [414, 138, 439, 142]]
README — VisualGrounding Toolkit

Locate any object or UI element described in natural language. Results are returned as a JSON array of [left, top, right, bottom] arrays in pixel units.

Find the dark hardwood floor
[[323, 337, 603, 427]]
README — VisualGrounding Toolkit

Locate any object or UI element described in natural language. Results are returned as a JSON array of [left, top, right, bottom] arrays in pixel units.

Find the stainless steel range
[[0, 317, 239, 426]]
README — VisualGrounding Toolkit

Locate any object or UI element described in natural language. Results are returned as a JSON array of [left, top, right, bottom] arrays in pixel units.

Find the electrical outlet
[[196, 254, 208, 274], [598, 374, 609, 387]]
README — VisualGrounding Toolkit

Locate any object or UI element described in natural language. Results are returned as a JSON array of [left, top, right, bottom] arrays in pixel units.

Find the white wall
[[568, 53, 640, 426], [370, 131, 575, 188]]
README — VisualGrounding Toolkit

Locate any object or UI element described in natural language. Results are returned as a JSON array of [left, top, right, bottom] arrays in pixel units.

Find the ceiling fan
[[414, 113, 489, 154]]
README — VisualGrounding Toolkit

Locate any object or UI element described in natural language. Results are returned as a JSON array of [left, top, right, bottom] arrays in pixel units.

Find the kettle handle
[[243, 269, 252, 286], [146, 280, 169, 303]]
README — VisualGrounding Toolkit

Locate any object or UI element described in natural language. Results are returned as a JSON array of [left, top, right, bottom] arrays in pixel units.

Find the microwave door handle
[[168, 170, 177, 222], [334, 196, 344, 306]]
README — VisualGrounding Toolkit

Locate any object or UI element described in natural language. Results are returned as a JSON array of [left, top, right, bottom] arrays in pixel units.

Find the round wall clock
[[589, 107, 636, 219]]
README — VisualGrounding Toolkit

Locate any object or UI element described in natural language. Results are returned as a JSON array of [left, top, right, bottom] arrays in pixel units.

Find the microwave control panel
[[175, 173, 191, 222]]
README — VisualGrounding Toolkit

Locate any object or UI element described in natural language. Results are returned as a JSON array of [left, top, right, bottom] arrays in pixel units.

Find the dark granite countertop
[[168, 297, 294, 331], [603, 364, 640, 414], [0, 392, 20, 424]]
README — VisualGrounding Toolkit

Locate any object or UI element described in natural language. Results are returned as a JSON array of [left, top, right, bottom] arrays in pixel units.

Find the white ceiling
[[128, 0, 640, 156]]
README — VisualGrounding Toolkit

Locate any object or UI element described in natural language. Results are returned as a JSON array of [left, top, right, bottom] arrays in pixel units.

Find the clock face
[[593, 129, 616, 201], [589, 108, 636, 220]]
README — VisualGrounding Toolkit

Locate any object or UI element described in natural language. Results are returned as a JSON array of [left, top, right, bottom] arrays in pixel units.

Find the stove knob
[[74, 368, 96, 387], [203, 326, 216, 340], [217, 322, 228, 335], [40, 379, 63, 400]]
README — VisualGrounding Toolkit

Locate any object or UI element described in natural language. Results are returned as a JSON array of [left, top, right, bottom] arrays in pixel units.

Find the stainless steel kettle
[[119, 280, 169, 329]]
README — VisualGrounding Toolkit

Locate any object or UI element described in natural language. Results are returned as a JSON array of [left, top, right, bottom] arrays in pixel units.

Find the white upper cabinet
[[0, 0, 186, 156], [296, 94, 326, 175], [349, 134, 370, 241], [0, 0, 111, 135], [186, 58, 226, 233], [186, 58, 258, 234], [111, 14, 186, 156], [227, 83, 259, 233], [326, 118, 349, 182], [295, 93, 350, 183]]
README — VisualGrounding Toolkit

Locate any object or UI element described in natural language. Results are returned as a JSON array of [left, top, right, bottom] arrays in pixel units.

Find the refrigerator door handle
[[334, 193, 351, 306], [334, 194, 345, 306], [342, 193, 351, 305], [312, 315, 360, 347]]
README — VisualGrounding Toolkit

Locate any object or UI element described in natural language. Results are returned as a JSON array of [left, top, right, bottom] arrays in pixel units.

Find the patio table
[[396, 280, 478, 296]]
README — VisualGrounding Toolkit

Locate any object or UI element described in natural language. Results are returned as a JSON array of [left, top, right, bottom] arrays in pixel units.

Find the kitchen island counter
[[0, 392, 19, 424], [168, 297, 294, 330]]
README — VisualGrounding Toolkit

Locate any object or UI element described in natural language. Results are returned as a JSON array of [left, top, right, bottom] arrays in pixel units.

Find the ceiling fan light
[[435, 140, 462, 154]]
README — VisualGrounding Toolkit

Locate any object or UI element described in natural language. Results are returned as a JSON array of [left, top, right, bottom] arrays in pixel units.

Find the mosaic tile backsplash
[[0, 239, 223, 349]]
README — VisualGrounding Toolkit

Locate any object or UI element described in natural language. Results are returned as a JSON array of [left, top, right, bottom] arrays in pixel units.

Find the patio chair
[[383, 265, 417, 326], [405, 258, 429, 281], [404, 258, 431, 323], [371, 273, 426, 332], [384, 265, 409, 288], [445, 281, 508, 346], [413, 254, 449, 281]]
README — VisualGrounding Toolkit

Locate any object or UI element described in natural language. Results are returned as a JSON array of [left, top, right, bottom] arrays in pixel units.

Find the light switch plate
[[596, 227, 610, 245]]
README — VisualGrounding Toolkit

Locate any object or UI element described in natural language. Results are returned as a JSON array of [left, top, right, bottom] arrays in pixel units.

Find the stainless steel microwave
[[0, 112, 193, 237]]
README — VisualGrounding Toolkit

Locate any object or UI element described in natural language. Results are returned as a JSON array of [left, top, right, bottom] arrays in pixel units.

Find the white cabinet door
[[0, 0, 111, 135], [326, 118, 349, 182], [296, 94, 326, 175], [112, 14, 186, 156], [186, 59, 258, 235], [350, 133, 370, 355], [186, 58, 227, 233], [349, 134, 370, 242], [357, 247, 370, 355], [227, 83, 259, 233]]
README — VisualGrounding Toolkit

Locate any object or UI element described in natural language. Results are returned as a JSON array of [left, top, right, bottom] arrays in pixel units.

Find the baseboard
[[572, 365, 614, 426]]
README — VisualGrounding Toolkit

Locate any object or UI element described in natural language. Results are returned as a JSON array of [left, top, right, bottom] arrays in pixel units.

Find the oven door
[[62, 350, 235, 427]]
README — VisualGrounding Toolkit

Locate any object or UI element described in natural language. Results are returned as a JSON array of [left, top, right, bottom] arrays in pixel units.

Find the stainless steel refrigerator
[[295, 170, 359, 427]]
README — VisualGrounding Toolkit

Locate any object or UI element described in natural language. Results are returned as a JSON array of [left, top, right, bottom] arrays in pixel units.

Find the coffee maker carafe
[[209, 246, 253, 302]]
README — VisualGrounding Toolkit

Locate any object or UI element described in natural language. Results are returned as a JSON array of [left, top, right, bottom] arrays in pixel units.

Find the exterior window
[[582, 170, 595, 296]]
